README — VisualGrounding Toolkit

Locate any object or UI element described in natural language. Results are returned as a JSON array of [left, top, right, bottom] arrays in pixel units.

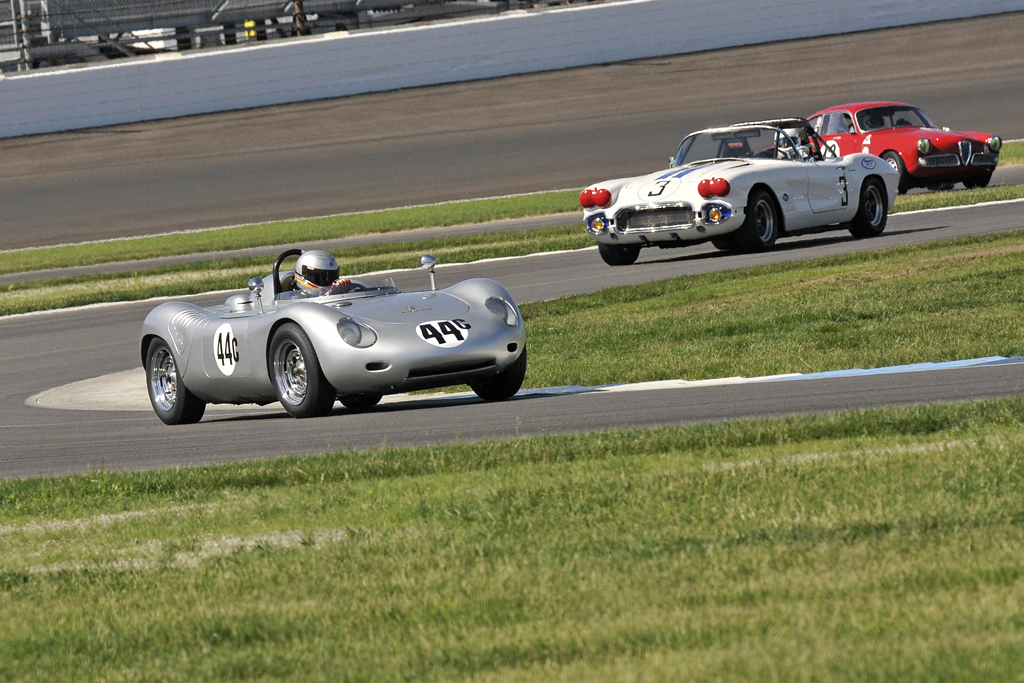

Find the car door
[[203, 313, 255, 380], [805, 157, 849, 214]]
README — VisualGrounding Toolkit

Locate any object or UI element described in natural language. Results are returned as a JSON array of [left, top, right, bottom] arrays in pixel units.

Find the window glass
[[856, 106, 934, 132]]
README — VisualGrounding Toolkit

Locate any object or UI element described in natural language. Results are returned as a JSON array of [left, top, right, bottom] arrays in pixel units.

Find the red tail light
[[579, 189, 595, 208], [697, 177, 730, 199], [592, 188, 612, 207]]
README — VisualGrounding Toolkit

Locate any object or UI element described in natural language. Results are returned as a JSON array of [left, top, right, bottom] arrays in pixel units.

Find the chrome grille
[[971, 153, 999, 166], [918, 154, 959, 167], [616, 206, 695, 232], [958, 140, 972, 165]]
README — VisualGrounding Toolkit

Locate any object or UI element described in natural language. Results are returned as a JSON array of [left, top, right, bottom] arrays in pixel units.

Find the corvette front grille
[[616, 205, 695, 232], [918, 154, 959, 167], [971, 153, 999, 166]]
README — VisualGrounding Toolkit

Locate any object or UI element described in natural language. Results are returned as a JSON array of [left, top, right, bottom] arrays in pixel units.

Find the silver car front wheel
[[269, 323, 336, 418], [145, 337, 206, 425]]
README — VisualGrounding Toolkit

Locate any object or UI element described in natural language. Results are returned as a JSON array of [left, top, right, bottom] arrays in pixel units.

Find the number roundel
[[416, 319, 471, 347], [213, 323, 240, 376]]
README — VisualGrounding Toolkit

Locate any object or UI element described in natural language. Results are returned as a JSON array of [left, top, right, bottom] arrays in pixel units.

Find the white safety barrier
[[1, 0, 1022, 138]]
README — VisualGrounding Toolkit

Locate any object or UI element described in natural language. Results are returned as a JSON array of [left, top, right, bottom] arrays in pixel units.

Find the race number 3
[[416, 319, 471, 347], [213, 323, 240, 375]]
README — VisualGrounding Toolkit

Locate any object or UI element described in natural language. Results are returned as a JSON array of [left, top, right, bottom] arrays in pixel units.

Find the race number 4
[[213, 323, 240, 375], [417, 319, 471, 347]]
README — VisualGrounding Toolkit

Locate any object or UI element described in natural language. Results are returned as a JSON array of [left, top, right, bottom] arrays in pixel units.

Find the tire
[[145, 337, 206, 425], [597, 242, 641, 266], [269, 323, 337, 418], [881, 151, 913, 195], [848, 177, 888, 238], [339, 393, 383, 411], [733, 188, 779, 252], [470, 347, 527, 402], [963, 172, 992, 190], [710, 237, 736, 251]]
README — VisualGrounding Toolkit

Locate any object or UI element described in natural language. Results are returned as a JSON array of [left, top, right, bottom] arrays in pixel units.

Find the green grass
[[997, 139, 1024, 167], [4, 398, 1024, 681], [519, 229, 1024, 388], [0, 225, 591, 316], [5, 174, 1024, 288], [0, 191, 582, 276]]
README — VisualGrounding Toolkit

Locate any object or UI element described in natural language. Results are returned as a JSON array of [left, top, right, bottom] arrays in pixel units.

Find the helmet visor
[[300, 264, 339, 288]]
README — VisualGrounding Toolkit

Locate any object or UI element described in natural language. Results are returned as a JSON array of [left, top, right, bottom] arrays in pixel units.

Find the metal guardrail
[[1, 0, 599, 72]]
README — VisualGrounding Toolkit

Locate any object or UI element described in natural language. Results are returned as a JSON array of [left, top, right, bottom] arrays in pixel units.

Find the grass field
[[3, 398, 1024, 681]]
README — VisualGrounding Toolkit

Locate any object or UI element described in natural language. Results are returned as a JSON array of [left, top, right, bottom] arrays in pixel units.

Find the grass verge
[[996, 139, 1024, 167], [0, 191, 582, 276], [0, 225, 590, 316], [519, 229, 1024, 388], [3, 398, 1024, 681], [5, 172, 1024, 284]]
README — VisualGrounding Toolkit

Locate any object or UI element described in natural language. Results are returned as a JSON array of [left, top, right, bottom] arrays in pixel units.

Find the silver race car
[[140, 249, 526, 424]]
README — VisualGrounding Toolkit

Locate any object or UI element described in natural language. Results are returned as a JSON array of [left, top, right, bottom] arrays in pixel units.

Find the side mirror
[[248, 277, 265, 314], [420, 254, 436, 292], [668, 156, 676, 168]]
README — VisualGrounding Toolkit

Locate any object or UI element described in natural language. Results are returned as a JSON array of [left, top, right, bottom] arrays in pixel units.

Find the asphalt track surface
[[3, 199, 1024, 479], [1, 12, 1023, 250]]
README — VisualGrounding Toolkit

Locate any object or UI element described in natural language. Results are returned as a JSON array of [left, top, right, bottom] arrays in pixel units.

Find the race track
[[2, 200, 1022, 478], [0, 12, 1022, 250]]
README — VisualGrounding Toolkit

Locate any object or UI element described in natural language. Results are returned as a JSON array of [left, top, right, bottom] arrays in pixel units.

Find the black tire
[[145, 337, 206, 425], [339, 393, 383, 411], [470, 347, 527, 402], [710, 237, 736, 251], [268, 323, 336, 418], [881, 151, 913, 194], [963, 172, 992, 190], [597, 242, 641, 266], [733, 188, 779, 252], [848, 177, 888, 238]]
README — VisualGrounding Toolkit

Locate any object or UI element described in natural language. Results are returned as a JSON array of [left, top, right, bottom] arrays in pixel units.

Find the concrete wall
[[2, 0, 1022, 138]]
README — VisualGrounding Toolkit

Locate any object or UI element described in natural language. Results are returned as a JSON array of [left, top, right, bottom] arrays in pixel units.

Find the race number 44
[[213, 323, 240, 375], [417, 319, 471, 347]]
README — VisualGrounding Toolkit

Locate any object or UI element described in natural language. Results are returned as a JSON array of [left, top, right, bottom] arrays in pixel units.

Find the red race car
[[809, 102, 1001, 194]]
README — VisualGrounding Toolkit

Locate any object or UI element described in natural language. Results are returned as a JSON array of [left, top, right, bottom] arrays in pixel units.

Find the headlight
[[987, 135, 1002, 152], [703, 203, 732, 225], [587, 213, 609, 235], [337, 317, 377, 348], [485, 297, 518, 327], [917, 138, 933, 154]]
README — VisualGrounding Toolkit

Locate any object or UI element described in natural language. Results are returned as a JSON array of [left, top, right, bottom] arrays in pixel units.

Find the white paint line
[[0, 503, 216, 536], [893, 196, 1024, 217]]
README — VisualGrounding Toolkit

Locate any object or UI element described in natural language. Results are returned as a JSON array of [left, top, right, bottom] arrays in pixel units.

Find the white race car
[[580, 118, 899, 265]]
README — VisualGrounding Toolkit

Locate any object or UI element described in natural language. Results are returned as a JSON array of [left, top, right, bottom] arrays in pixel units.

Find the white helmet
[[293, 250, 340, 297]]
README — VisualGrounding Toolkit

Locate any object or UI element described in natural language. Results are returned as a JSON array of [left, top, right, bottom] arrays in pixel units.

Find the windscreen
[[856, 106, 935, 132], [674, 128, 786, 166]]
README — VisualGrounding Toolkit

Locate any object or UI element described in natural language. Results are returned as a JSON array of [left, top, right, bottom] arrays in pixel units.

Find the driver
[[293, 250, 366, 297]]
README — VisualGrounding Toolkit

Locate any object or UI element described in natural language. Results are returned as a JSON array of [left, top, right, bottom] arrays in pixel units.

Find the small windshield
[[322, 276, 398, 300], [673, 126, 814, 166], [856, 106, 935, 132]]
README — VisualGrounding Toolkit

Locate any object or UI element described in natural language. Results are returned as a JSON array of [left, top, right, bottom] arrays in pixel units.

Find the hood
[[882, 127, 989, 153], [345, 291, 470, 324], [615, 161, 752, 205]]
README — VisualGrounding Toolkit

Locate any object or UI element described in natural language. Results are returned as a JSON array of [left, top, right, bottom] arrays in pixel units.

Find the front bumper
[[586, 201, 741, 245]]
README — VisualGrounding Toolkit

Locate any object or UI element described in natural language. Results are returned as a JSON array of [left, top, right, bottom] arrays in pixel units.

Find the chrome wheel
[[754, 197, 776, 242], [884, 156, 900, 172], [149, 346, 178, 412], [863, 183, 884, 227], [273, 341, 308, 406]]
